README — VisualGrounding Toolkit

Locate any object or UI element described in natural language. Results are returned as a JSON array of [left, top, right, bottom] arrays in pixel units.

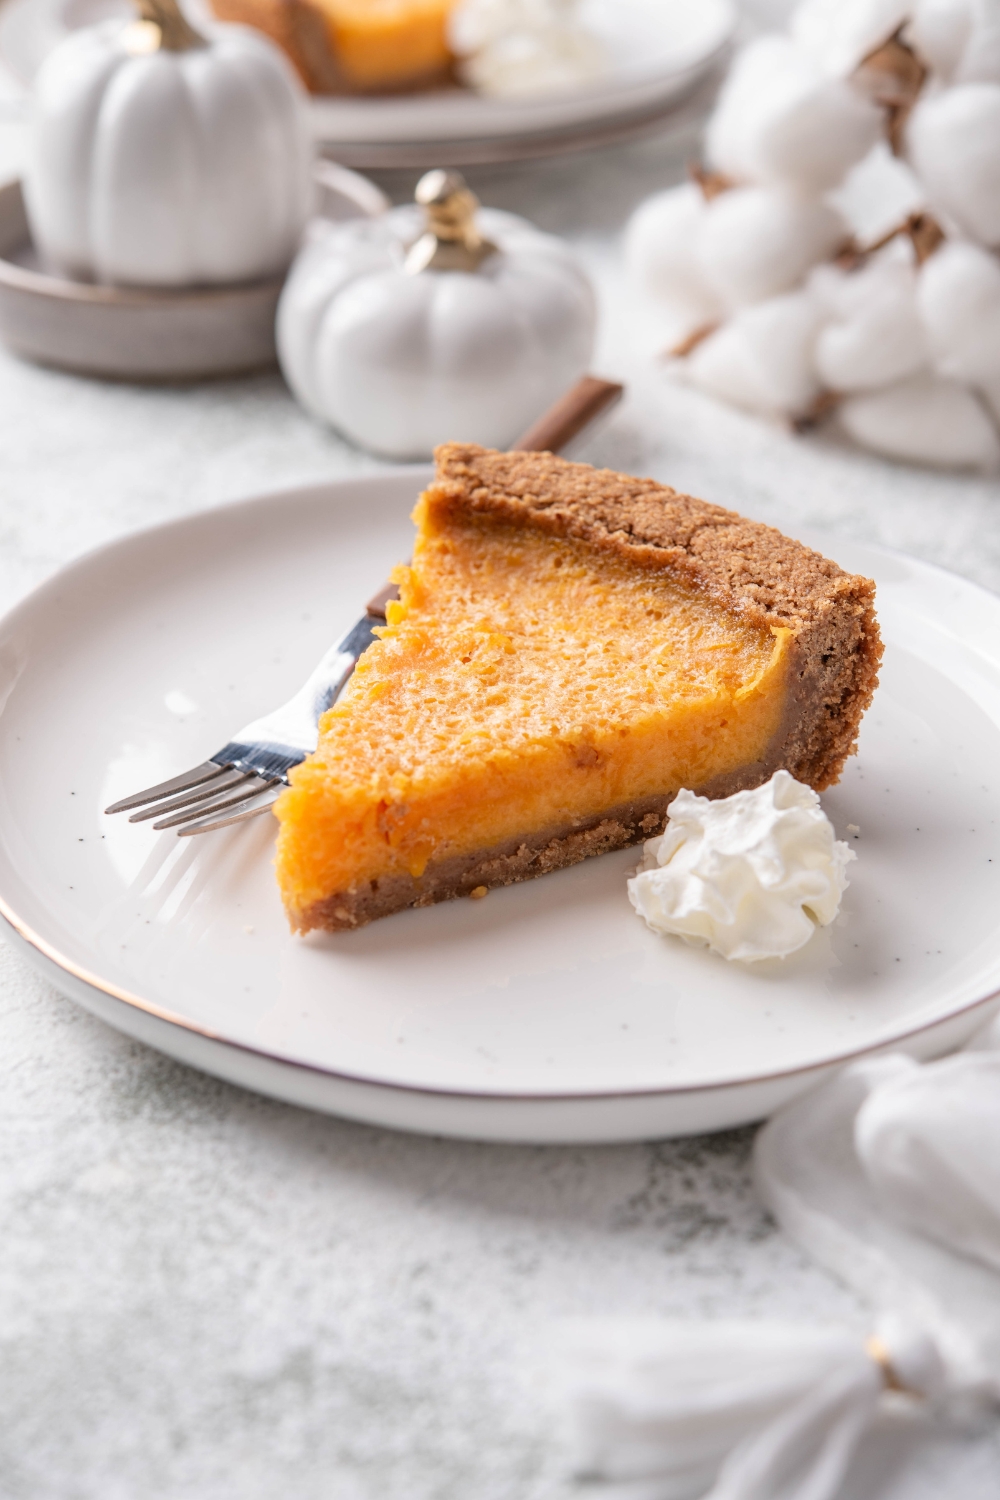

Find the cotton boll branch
[[867, 209, 945, 264], [853, 27, 927, 152], [665, 323, 719, 359], [830, 212, 944, 278], [689, 162, 737, 202], [793, 389, 842, 433], [854, 28, 927, 106]]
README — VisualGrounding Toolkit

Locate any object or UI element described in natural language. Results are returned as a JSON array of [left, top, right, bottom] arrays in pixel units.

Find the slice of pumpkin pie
[[275, 445, 882, 932]]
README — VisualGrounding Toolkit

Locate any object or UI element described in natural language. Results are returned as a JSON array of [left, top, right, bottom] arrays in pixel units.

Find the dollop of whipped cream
[[627, 770, 854, 962], [449, 0, 607, 99]]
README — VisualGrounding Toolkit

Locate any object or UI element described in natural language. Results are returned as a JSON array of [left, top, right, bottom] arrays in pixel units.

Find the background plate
[[1, 471, 999, 1142], [0, 0, 735, 163]]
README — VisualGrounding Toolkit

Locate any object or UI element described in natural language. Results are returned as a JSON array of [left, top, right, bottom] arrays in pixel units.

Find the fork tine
[[152, 777, 279, 831], [105, 761, 228, 815], [126, 767, 252, 824], [177, 790, 282, 837]]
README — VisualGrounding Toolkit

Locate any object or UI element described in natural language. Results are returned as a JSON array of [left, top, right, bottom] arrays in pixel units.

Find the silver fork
[[103, 609, 386, 835], [104, 374, 624, 836]]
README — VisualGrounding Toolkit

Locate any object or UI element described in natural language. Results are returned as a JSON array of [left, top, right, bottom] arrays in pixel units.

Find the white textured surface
[[1, 105, 1000, 1497]]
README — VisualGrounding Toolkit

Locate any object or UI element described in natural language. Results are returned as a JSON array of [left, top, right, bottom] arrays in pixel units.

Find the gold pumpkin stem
[[865, 1334, 910, 1394], [131, 0, 207, 52], [405, 169, 498, 275]]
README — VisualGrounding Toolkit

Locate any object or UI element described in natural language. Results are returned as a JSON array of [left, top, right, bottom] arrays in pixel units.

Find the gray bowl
[[0, 159, 388, 381]]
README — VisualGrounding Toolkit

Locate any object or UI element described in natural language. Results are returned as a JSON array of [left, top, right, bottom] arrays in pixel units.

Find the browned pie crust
[[304, 796, 672, 931], [433, 444, 882, 790], [299, 446, 882, 932]]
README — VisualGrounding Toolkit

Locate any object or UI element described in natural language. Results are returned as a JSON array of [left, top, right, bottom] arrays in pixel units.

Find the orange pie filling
[[319, 0, 453, 89], [274, 487, 795, 931]]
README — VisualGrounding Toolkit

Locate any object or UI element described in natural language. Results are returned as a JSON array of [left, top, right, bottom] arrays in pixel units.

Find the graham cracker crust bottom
[[294, 757, 785, 934]]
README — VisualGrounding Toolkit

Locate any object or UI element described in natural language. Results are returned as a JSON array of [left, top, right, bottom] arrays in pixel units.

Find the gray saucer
[[0, 159, 388, 381]]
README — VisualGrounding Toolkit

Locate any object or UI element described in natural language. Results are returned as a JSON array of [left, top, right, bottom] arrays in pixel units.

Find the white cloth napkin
[[553, 1012, 1000, 1499], [556, 1314, 945, 1500], [754, 1014, 1000, 1398]]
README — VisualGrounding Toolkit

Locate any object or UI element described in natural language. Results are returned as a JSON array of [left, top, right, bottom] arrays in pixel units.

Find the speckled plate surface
[[1, 470, 999, 1142]]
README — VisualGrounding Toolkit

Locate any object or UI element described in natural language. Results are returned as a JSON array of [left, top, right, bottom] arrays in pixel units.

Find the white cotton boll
[[911, 0, 1000, 83], [917, 240, 1000, 382], [697, 186, 846, 310], [791, 0, 911, 76], [954, 0, 1000, 82], [688, 292, 822, 419], [838, 372, 1000, 468], [623, 185, 724, 328], [830, 142, 927, 246], [906, 84, 1000, 247], [814, 255, 930, 390], [807, 260, 851, 318], [808, 238, 913, 319], [908, 0, 975, 80], [706, 35, 883, 191]]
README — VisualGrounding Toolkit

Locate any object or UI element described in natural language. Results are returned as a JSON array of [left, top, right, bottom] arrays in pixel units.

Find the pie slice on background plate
[[209, 0, 454, 94], [275, 445, 882, 932]]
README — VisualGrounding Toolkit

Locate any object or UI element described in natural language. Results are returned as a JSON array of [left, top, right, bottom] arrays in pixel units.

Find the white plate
[[1, 470, 999, 1143], [0, 0, 734, 160]]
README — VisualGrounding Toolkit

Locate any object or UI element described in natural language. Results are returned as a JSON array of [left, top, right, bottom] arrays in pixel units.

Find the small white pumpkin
[[24, 0, 312, 288], [276, 169, 596, 460]]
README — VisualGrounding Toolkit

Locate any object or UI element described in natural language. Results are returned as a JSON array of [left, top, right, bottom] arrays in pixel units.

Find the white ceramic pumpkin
[[276, 169, 596, 460], [24, 0, 312, 288]]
